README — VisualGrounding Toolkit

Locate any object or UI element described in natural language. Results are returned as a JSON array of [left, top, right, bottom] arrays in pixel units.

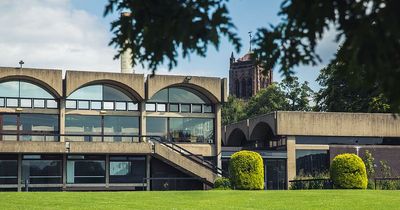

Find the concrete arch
[[224, 120, 249, 146], [65, 70, 145, 100], [146, 74, 225, 103], [0, 67, 63, 98], [248, 113, 277, 137], [226, 128, 247, 146]]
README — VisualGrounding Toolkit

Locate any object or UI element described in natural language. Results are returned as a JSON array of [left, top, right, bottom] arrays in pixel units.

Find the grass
[[0, 190, 399, 210]]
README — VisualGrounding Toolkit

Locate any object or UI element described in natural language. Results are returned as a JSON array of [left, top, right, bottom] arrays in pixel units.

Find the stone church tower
[[229, 52, 273, 99]]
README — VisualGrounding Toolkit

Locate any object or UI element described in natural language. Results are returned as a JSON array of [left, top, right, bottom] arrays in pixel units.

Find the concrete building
[[0, 66, 227, 191], [222, 111, 400, 190], [229, 52, 273, 99]]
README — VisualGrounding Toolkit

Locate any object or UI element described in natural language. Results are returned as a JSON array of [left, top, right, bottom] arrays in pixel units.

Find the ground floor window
[[109, 156, 146, 183], [67, 155, 105, 184], [22, 155, 62, 184], [146, 117, 214, 143], [0, 155, 18, 184], [296, 150, 329, 176]]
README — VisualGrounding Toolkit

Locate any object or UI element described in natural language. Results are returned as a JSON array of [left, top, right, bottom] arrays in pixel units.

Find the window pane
[[91, 101, 102, 110], [22, 158, 62, 184], [0, 157, 18, 184], [103, 116, 139, 142], [65, 100, 76, 109], [20, 99, 32, 108], [6, 98, 18, 107], [0, 98, 5, 107], [109, 156, 146, 183], [103, 101, 114, 110], [67, 158, 105, 184], [33, 99, 45, 108], [127, 102, 138, 111], [68, 85, 102, 100], [148, 88, 168, 102], [169, 118, 214, 143], [296, 150, 329, 176], [157, 103, 166, 112], [145, 103, 156, 111], [146, 117, 167, 138], [103, 85, 131, 101], [78, 101, 89, 110], [169, 104, 179, 112], [0, 81, 19, 97], [46, 100, 58, 108], [20, 81, 54, 99], [181, 104, 190, 113], [115, 102, 127, 111], [169, 87, 208, 103], [0, 115, 18, 141], [19, 114, 59, 141], [65, 115, 102, 142], [203, 105, 212, 113], [192, 104, 202, 113]]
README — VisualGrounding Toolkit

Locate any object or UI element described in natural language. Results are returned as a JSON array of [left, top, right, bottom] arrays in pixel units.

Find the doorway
[[265, 159, 286, 190]]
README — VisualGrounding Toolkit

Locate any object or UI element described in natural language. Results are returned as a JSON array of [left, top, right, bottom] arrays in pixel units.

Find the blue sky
[[0, 0, 338, 91]]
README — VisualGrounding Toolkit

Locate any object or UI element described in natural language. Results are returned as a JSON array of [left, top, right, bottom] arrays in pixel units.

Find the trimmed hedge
[[330, 153, 368, 189], [214, 177, 231, 190], [229, 150, 264, 190]]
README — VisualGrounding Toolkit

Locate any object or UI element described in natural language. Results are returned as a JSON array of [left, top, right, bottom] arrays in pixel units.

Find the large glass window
[[147, 87, 213, 113], [0, 80, 57, 109], [0, 155, 18, 184], [65, 115, 139, 142], [66, 84, 138, 111], [296, 150, 329, 176], [169, 118, 214, 143], [67, 155, 105, 184], [146, 117, 214, 143], [22, 155, 62, 184], [103, 116, 139, 142], [0, 114, 59, 141], [109, 156, 146, 183]]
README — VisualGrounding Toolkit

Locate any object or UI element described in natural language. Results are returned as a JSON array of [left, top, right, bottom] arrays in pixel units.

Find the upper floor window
[[146, 87, 213, 113], [0, 80, 57, 109], [66, 84, 138, 111]]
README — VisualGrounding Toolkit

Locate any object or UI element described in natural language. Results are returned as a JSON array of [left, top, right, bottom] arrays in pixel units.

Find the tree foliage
[[280, 76, 314, 111], [104, 0, 240, 73], [315, 62, 390, 112], [222, 96, 246, 125]]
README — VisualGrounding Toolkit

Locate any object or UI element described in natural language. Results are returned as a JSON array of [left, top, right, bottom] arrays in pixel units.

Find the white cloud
[[0, 0, 120, 73]]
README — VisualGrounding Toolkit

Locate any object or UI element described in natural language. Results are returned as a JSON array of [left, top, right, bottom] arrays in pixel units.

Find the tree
[[104, 0, 240, 73], [279, 76, 313, 111], [314, 62, 390, 112], [105, 0, 400, 112], [245, 83, 289, 118], [222, 96, 246, 125]]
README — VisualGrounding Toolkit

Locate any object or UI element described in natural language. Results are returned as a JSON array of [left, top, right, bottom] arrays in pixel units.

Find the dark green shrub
[[330, 153, 368, 189], [229, 150, 264, 190], [290, 171, 330, 190], [213, 177, 231, 190]]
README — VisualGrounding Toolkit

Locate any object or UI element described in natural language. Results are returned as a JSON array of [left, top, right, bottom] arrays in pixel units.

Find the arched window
[[247, 79, 252, 97], [241, 79, 246, 98], [66, 84, 138, 111], [0, 80, 57, 109], [146, 87, 212, 113], [235, 79, 240, 97]]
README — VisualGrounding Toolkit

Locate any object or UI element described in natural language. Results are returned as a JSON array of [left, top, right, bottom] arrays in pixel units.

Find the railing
[[148, 136, 227, 177], [289, 178, 333, 190], [142, 177, 207, 191], [374, 177, 400, 190]]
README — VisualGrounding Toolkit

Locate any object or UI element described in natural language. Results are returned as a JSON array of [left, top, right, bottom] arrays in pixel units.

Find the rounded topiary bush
[[229, 150, 264, 190], [214, 177, 231, 190], [330, 153, 368, 189]]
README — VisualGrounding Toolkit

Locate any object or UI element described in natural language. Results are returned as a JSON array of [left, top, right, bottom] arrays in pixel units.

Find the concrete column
[[215, 104, 222, 172], [140, 102, 146, 142], [105, 154, 110, 189], [17, 154, 22, 192], [62, 154, 67, 190], [146, 155, 151, 191], [59, 98, 66, 142], [286, 136, 296, 189]]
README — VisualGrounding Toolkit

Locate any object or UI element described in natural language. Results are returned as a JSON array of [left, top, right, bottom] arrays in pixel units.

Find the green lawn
[[0, 190, 399, 210]]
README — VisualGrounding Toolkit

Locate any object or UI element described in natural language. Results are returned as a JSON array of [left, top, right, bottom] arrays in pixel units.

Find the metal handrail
[[148, 136, 226, 177]]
